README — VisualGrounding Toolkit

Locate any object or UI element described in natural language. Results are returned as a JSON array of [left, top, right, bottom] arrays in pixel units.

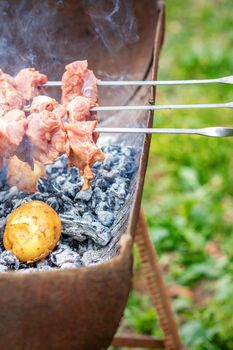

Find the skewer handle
[[98, 76, 233, 86], [96, 127, 233, 137], [92, 102, 233, 112], [43, 75, 233, 87]]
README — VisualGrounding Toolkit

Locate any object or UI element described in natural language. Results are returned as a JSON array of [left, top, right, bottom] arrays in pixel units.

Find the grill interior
[[0, 0, 159, 268]]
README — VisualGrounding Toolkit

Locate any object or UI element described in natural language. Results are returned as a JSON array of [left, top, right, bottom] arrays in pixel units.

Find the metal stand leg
[[112, 210, 184, 349]]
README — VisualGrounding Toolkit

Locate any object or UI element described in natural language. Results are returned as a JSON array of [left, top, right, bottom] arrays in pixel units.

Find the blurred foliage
[[122, 1, 233, 349]]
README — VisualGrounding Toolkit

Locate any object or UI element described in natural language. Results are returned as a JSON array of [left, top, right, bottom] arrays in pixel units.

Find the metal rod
[[95, 127, 233, 137], [92, 102, 233, 112], [44, 75, 233, 87], [24, 102, 233, 114], [24, 102, 233, 112]]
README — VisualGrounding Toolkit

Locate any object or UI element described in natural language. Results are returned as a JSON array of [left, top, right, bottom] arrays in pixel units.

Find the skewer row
[[41, 75, 233, 138]]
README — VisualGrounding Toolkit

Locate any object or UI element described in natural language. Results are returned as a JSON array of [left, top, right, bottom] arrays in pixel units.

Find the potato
[[3, 200, 61, 263]]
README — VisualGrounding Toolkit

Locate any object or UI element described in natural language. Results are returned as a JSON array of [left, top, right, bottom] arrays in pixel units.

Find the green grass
[[123, 1, 233, 349]]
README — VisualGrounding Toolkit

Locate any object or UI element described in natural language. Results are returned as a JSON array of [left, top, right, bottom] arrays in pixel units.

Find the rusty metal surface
[[0, 1, 165, 349], [135, 211, 183, 350], [0, 235, 133, 350], [112, 334, 165, 348]]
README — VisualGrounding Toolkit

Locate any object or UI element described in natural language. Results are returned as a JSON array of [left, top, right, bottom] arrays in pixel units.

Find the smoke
[[83, 0, 139, 52], [0, 0, 139, 77], [0, 1, 66, 76]]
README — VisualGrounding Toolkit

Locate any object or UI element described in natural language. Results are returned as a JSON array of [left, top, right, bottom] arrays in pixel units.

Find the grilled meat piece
[[62, 60, 103, 190], [65, 120, 104, 191], [0, 109, 27, 168], [61, 60, 99, 106], [26, 97, 67, 164], [82, 69, 99, 106], [7, 156, 46, 193], [30, 95, 58, 113], [0, 69, 24, 116], [15, 68, 47, 101], [66, 96, 95, 122], [30, 95, 66, 120]]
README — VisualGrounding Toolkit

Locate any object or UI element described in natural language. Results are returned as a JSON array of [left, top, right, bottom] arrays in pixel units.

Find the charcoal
[[60, 262, 80, 270], [96, 210, 114, 227], [0, 186, 18, 202], [121, 161, 136, 177], [18, 268, 38, 273], [65, 220, 111, 246], [102, 155, 114, 171], [60, 213, 79, 223], [37, 179, 48, 193], [82, 248, 111, 266], [67, 167, 79, 183], [114, 198, 126, 212], [84, 225, 111, 246], [0, 218, 6, 235], [19, 262, 36, 269], [0, 171, 6, 189], [62, 223, 86, 242], [45, 196, 61, 211], [36, 259, 51, 268], [0, 264, 8, 272], [100, 169, 117, 182], [95, 201, 110, 213], [38, 265, 53, 271], [82, 212, 96, 223], [75, 189, 93, 202], [62, 181, 81, 200], [36, 260, 53, 271], [0, 144, 137, 272], [73, 200, 88, 214], [50, 243, 82, 268], [92, 187, 106, 201], [95, 178, 108, 192], [110, 181, 127, 199], [0, 251, 20, 270], [106, 195, 116, 210]]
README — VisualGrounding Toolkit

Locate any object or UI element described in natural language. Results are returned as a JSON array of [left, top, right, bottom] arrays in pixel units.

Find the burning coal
[[0, 144, 137, 272], [0, 0, 142, 272]]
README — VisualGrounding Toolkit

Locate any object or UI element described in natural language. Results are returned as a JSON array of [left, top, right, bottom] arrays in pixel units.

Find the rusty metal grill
[[0, 1, 185, 349]]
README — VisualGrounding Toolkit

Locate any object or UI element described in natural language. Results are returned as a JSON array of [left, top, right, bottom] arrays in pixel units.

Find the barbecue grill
[[1, 0, 229, 349], [0, 1, 169, 349]]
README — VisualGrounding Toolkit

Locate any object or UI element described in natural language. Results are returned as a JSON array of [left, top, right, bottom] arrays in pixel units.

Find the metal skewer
[[95, 126, 233, 137], [24, 102, 233, 112], [24, 101, 233, 113], [44, 75, 233, 87], [91, 102, 233, 112]]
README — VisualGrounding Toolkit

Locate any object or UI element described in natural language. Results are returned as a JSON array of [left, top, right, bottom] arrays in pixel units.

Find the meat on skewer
[[62, 60, 99, 106], [0, 69, 24, 117], [65, 120, 104, 191], [0, 61, 104, 193], [14, 68, 48, 101], [0, 69, 48, 192], [7, 156, 46, 193], [10, 95, 66, 192], [62, 60, 104, 190], [0, 109, 27, 169], [26, 96, 67, 165]]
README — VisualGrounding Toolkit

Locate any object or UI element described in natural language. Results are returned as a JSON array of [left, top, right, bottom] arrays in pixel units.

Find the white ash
[[0, 144, 137, 272]]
